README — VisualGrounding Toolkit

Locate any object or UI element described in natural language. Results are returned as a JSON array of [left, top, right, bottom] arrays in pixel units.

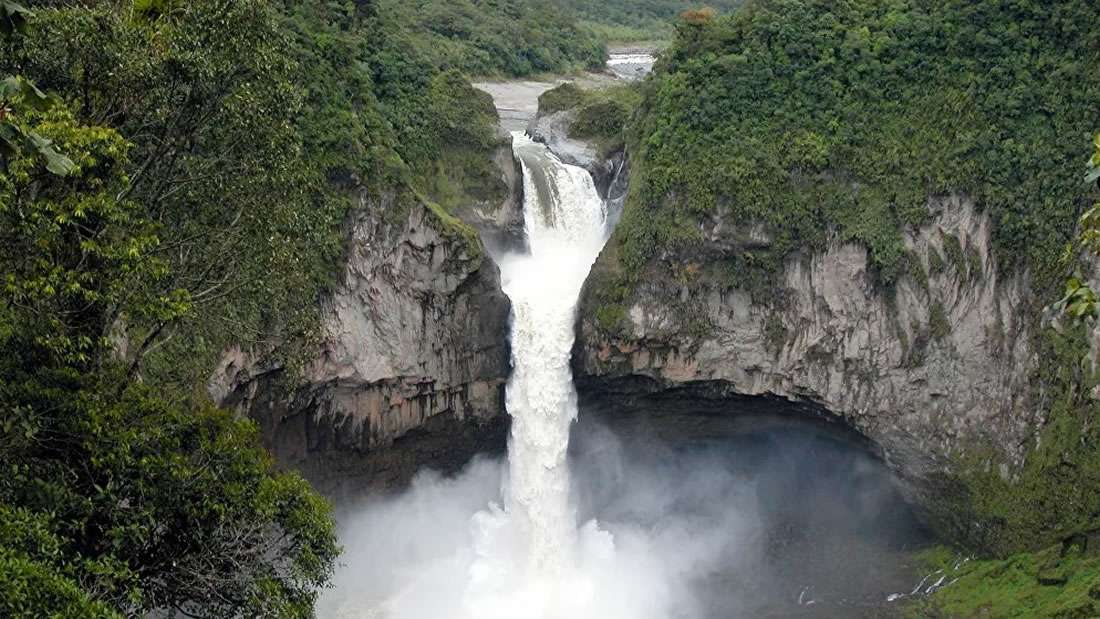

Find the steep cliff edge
[[577, 197, 1036, 508], [212, 181, 517, 497]]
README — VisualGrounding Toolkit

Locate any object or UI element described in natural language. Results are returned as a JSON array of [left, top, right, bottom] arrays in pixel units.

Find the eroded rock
[[214, 186, 515, 498], [577, 197, 1038, 508]]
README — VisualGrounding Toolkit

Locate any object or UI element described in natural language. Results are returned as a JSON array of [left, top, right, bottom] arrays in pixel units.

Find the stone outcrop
[[214, 186, 515, 498], [576, 197, 1039, 504], [456, 142, 527, 254], [527, 109, 626, 201]]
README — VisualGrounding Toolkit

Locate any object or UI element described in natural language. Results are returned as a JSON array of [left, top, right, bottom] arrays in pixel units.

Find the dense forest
[[565, 0, 743, 41], [0, 0, 597, 614], [384, 0, 605, 76], [576, 0, 1100, 613], [611, 0, 1098, 288]]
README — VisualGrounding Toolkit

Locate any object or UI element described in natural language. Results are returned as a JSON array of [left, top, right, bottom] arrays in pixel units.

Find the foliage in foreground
[[2, 0, 506, 392], [0, 66, 338, 616], [0, 0, 536, 611]]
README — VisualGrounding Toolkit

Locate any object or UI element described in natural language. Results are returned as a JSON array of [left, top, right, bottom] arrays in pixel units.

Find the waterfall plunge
[[318, 130, 923, 618], [324, 133, 690, 619], [462, 132, 618, 617], [500, 131, 609, 568]]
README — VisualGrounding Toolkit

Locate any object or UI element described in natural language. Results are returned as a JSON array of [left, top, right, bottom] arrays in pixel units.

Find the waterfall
[[462, 132, 614, 616], [322, 130, 728, 619], [503, 131, 608, 566], [326, 131, 679, 619]]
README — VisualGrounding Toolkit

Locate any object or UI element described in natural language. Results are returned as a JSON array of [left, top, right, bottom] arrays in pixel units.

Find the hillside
[[384, 0, 606, 76], [574, 0, 1100, 612], [565, 0, 744, 42]]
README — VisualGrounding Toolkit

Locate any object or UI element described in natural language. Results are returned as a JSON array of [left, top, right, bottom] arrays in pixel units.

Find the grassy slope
[[910, 546, 1100, 618]]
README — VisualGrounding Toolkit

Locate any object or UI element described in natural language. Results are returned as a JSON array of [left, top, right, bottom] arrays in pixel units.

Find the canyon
[[216, 51, 1063, 540]]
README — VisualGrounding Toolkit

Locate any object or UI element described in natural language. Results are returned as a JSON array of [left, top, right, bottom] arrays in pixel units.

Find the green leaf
[[1086, 166, 1100, 186], [26, 129, 75, 176], [0, 122, 19, 157], [0, 1, 31, 37], [0, 75, 51, 111]]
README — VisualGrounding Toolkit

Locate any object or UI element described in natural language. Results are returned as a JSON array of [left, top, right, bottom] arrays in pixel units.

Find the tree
[[3, 0, 347, 389], [0, 82, 338, 619], [0, 5, 339, 615], [0, 76, 73, 175]]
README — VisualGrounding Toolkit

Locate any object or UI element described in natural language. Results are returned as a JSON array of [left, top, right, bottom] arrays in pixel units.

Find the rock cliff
[[577, 196, 1039, 507], [213, 184, 515, 498]]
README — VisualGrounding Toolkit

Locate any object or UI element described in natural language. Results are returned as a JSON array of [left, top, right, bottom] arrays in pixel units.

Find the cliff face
[[577, 196, 1039, 502], [212, 185, 515, 497]]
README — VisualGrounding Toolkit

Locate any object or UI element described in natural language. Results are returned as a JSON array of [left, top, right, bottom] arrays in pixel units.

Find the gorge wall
[[576, 196, 1040, 510], [215, 70, 1058, 534], [212, 181, 518, 498]]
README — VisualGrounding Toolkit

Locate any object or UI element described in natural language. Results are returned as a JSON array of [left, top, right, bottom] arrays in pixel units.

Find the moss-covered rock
[[917, 545, 1100, 618]]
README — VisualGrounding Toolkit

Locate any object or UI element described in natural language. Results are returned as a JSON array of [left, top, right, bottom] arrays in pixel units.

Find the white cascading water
[[323, 130, 712, 619], [462, 131, 615, 617]]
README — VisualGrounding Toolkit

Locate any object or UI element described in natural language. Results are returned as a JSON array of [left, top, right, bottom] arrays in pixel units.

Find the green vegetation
[[0, 72, 338, 618], [594, 303, 631, 337], [763, 313, 788, 351], [0, 75, 73, 175], [611, 0, 1099, 291], [383, 0, 605, 77], [565, 0, 744, 42], [2, 0, 511, 392], [1057, 134, 1100, 321], [0, 2, 351, 614], [909, 141, 1100, 617], [538, 82, 643, 157], [944, 325, 1100, 557], [904, 251, 929, 294], [0, 0, 545, 613], [588, 3, 1100, 602], [913, 545, 1100, 618], [941, 233, 968, 280], [929, 301, 950, 341]]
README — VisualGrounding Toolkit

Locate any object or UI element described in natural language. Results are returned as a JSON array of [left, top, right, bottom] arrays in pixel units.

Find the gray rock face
[[577, 196, 1039, 503], [527, 109, 625, 200], [457, 143, 527, 254], [213, 188, 514, 498], [527, 110, 597, 169]]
